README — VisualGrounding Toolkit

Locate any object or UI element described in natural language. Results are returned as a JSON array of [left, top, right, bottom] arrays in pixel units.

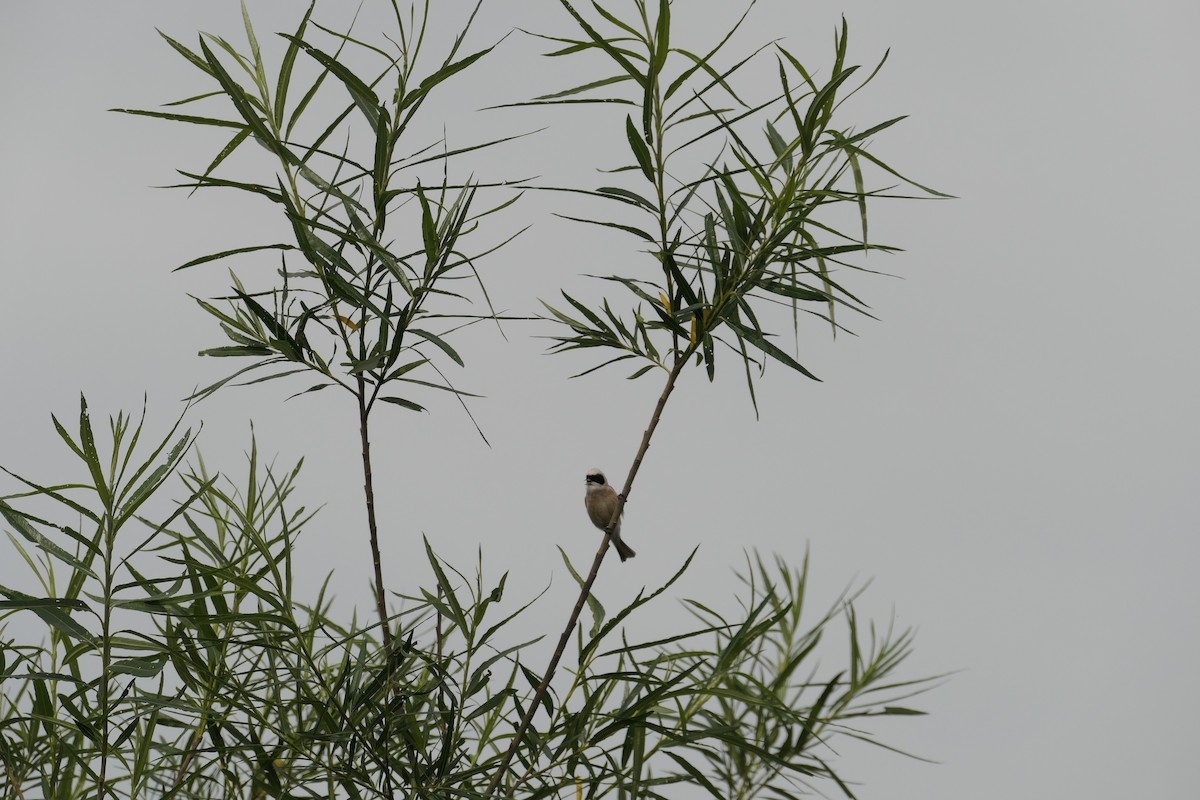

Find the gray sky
[[2, 1, 1198, 798]]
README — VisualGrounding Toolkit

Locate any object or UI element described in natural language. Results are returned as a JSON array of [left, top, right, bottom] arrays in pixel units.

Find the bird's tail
[[613, 536, 636, 562]]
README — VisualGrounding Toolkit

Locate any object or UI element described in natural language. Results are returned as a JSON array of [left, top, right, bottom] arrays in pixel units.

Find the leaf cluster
[[487, 550, 935, 799], [117, 1, 525, 419], [0, 404, 934, 798], [529, 1, 948, 408]]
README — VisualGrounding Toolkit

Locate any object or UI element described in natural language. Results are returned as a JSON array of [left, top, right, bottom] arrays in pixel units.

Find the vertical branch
[[358, 377, 394, 656], [1, 743, 27, 800], [96, 513, 113, 800], [484, 347, 693, 798], [358, 379, 404, 799]]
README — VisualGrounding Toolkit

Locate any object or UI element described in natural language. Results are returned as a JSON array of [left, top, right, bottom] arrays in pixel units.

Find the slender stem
[[436, 585, 445, 661], [358, 378, 394, 656], [1, 747, 26, 800], [650, 51, 676, 357], [483, 349, 693, 798], [615, 349, 691, 509], [97, 515, 114, 800], [358, 378, 406, 799]]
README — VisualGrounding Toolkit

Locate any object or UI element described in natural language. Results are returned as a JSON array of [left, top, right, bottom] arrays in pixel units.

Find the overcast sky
[[2, 1, 1198, 798]]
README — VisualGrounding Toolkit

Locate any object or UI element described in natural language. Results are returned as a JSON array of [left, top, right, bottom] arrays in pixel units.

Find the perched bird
[[584, 468, 636, 562]]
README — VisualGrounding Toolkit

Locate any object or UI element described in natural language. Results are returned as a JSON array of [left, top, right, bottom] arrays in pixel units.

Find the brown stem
[[359, 376, 425, 799], [483, 349, 693, 798], [1, 746, 27, 800], [612, 350, 691, 511], [358, 378, 394, 656], [359, 380, 406, 799]]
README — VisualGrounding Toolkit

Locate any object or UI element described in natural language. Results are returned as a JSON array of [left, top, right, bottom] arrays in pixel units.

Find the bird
[[584, 468, 636, 562]]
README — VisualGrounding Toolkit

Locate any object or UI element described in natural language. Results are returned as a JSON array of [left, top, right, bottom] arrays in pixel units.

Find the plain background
[[2, 1, 1198, 797]]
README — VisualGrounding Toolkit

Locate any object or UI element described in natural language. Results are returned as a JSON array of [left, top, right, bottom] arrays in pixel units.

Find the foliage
[[1, 1, 944, 798], [528, 0, 948, 407], [0, 405, 931, 797], [115, 0, 521, 417]]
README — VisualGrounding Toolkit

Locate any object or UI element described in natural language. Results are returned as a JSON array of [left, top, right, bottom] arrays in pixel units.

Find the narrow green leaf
[[418, 187, 438, 263], [200, 345, 272, 357], [830, 115, 907, 149], [817, 756, 859, 800], [590, 1, 645, 42], [156, 30, 215, 77], [652, 0, 671, 73], [726, 319, 821, 381], [803, 65, 860, 143], [380, 397, 426, 412], [394, 377, 482, 398], [702, 331, 715, 381], [173, 170, 285, 204], [663, 751, 723, 799], [625, 114, 654, 182], [115, 432, 194, 527], [373, 105, 393, 211], [848, 147, 868, 246], [557, 546, 605, 638], [198, 38, 284, 159], [174, 243, 294, 272], [485, 96, 637, 110], [0, 584, 95, 644], [796, 672, 843, 753], [0, 596, 88, 612], [596, 186, 656, 210], [273, 2, 315, 125], [759, 281, 829, 302], [841, 143, 955, 197], [76, 396, 112, 509], [109, 108, 245, 128], [533, 74, 635, 101], [409, 328, 464, 367], [110, 655, 169, 679], [197, 134, 256, 201], [424, 537, 467, 631], [410, 45, 495, 104], [465, 689, 513, 722], [520, 664, 554, 716], [555, 213, 655, 242], [765, 120, 793, 173], [278, 34, 381, 127], [557, 0, 646, 87], [662, 3, 755, 103], [240, 1, 270, 102], [384, 358, 428, 381], [50, 413, 85, 461]]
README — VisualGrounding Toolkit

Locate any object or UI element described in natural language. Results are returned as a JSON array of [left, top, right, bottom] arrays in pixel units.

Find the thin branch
[[357, 380, 393, 656], [1, 745, 27, 800], [484, 345, 694, 797]]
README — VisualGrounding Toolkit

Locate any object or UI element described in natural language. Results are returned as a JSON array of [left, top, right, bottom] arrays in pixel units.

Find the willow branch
[[1, 747, 27, 800], [358, 378, 395, 657], [484, 345, 695, 798]]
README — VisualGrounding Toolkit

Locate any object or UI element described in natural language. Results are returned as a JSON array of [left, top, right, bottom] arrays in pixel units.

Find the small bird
[[584, 468, 636, 562]]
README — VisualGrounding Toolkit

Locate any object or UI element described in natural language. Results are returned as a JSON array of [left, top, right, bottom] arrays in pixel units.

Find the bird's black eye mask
[[586, 474, 606, 485]]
